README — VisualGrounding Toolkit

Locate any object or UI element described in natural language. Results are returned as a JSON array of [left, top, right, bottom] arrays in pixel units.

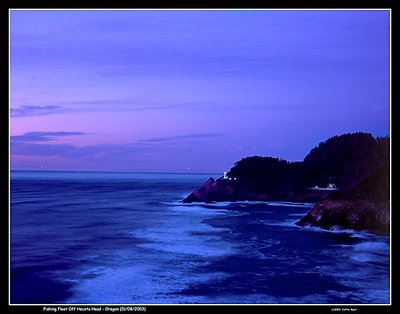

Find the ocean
[[10, 170, 390, 304]]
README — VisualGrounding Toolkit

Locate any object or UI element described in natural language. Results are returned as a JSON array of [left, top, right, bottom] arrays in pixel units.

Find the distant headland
[[182, 132, 390, 235]]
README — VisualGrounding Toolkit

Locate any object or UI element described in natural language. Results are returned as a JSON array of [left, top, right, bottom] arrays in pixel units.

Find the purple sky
[[10, 9, 390, 173]]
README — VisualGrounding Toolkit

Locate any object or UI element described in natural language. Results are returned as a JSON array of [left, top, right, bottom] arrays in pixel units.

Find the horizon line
[[10, 169, 223, 175]]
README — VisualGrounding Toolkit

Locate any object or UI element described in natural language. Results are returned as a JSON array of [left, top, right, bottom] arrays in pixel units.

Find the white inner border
[[8, 7, 392, 307]]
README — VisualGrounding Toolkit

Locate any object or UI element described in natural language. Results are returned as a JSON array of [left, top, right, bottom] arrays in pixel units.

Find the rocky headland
[[296, 167, 389, 235], [183, 132, 390, 235]]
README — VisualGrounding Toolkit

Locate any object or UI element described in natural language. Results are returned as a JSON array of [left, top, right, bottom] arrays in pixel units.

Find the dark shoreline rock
[[182, 177, 237, 203], [182, 133, 389, 235], [182, 176, 335, 203], [182, 170, 389, 236], [295, 200, 389, 236], [296, 168, 390, 236]]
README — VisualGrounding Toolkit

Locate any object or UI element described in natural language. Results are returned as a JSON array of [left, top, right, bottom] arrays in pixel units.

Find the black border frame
[[1, 1, 397, 313]]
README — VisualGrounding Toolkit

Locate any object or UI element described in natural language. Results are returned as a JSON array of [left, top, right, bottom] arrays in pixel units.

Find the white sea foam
[[13, 171, 390, 305], [353, 241, 388, 254], [296, 223, 357, 235], [128, 204, 239, 258], [131, 224, 234, 257], [311, 234, 390, 304], [63, 201, 244, 304], [264, 201, 314, 208], [65, 262, 231, 304], [165, 200, 313, 208], [350, 241, 389, 264], [330, 225, 343, 232], [288, 213, 309, 217], [349, 289, 390, 304], [258, 219, 304, 229], [167, 205, 246, 217]]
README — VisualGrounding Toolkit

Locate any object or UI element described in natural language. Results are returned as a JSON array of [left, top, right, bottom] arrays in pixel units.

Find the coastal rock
[[182, 133, 389, 235], [182, 179, 334, 203], [296, 200, 389, 235], [296, 168, 389, 235], [182, 177, 237, 203]]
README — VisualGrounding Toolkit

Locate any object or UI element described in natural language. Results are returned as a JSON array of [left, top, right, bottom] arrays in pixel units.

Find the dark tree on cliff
[[302, 132, 388, 188], [227, 156, 293, 193], [184, 132, 389, 207], [226, 132, 389, 193]]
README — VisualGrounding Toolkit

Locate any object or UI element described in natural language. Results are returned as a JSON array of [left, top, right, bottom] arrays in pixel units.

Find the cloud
[[9, 99, 277, 119], [10, 141, 153, 159], [11, 131, 89, 143], [138, 133, 223, 144], [10, 105, 64, 117], [10, 100, 196, 118], [10, 132, 223, 159]]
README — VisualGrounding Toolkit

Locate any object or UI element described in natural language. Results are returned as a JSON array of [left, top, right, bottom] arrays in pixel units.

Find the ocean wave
[[164, 200, 314, 208], [167, 205, 246, 217], [264, 201, 314, 208], [131, 226, 235, 257], [127, 207, 238, 258], [288, 213, 309, 217], [65, 263, 231, 304], [353, 241, 389, 254], [12, 172, 390, 305], [350, 241, 390, 264], [294, 223, 385, 239]]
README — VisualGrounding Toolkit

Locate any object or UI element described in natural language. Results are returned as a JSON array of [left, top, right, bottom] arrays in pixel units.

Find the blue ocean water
[[10, 170, 390, 304]]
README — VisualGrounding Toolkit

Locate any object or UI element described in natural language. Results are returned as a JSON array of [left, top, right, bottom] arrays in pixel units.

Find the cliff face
[[182, 177, 237, 203], [183, 133, 389, 203], [182, 133, 390, 235], [182, 177, 335, 203], [296, 167, 390, 235], [295, 199, 389, 235]]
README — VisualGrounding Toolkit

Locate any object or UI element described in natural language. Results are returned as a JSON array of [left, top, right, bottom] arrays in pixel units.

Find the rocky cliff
[[296, 167, 390, 235], [182, 132, 390, 235], [182, 177, 237, 203], [182, 176, 335, 203]]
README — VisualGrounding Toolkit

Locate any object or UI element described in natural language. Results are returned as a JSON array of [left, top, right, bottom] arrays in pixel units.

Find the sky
[[10, 9, 390, 173]]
